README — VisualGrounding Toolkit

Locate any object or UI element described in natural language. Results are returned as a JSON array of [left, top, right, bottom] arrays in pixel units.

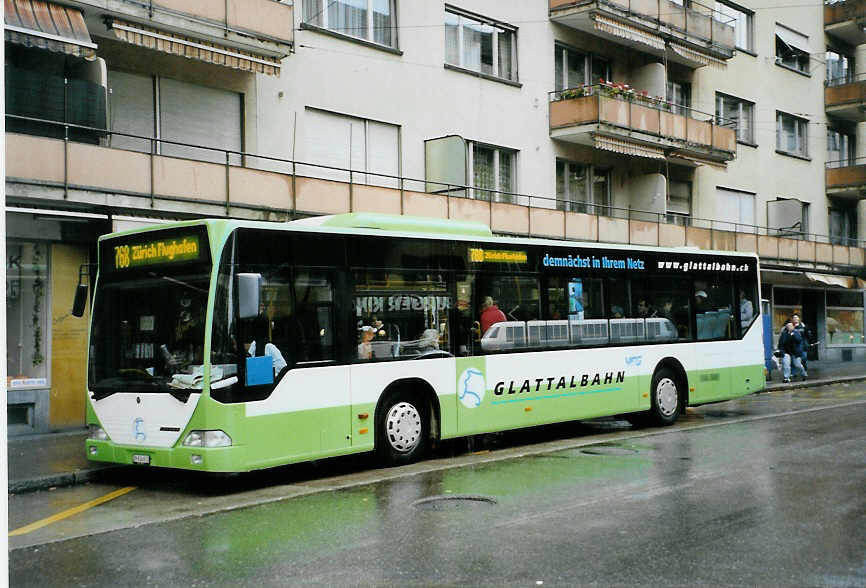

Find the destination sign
[[468, 248, 527, 264], [113, 235, 201, 270]]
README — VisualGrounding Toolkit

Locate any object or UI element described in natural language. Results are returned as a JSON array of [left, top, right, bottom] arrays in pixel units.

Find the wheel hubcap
[[656, 378, 678, 417], [385, 401, 422, 453]]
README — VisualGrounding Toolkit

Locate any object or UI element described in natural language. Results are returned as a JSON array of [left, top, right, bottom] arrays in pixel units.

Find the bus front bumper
[[85, 439, 244, 472]]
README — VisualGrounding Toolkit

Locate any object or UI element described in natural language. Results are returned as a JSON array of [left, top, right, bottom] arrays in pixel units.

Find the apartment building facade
[[5, 0, 866, 433]]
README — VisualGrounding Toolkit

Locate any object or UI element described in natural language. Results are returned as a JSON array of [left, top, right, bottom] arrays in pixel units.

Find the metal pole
[[225, 150, 231, 216]]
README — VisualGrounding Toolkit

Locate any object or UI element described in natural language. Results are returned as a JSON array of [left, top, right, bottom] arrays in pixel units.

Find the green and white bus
[[83, 213, 764, 471]]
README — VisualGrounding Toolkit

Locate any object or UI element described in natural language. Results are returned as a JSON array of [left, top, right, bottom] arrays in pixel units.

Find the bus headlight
[[182, 430, 232, 448], [88, 425, 109, 441]]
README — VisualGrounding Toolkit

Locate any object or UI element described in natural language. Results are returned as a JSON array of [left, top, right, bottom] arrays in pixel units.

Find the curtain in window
[[473, 146, 495, 201], [303, 0, 323, 26], [329, 0, 368, 39], [372, 0, 392, 46], [498, 151, 513, 201], [462, 18, 482, 71], [591, 171, 609, 215], [445, 12, 459, 66], [567, 49, 584, 88], [498, 30, 513, 80], [555, 49, 563, 91]]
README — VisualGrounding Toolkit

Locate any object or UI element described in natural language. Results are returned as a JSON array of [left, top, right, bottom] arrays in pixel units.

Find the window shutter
[[108, 70, 154, 153], [159, 78, 242, 164]]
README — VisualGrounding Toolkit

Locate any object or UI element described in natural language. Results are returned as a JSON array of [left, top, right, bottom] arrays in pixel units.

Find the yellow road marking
[[9, 486, 137, 537]]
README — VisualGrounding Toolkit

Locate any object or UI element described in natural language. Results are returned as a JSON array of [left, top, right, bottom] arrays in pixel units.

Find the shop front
[[6, 210, 108, 435], [762, 270, 866, 364]]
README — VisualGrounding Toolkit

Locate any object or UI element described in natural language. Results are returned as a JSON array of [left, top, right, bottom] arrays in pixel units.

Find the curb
[[764, 374, 866, 392], [8, 467, 120, 494]]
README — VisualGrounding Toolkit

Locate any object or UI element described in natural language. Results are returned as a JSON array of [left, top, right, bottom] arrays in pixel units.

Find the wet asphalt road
[[9, 384, 866, 587]]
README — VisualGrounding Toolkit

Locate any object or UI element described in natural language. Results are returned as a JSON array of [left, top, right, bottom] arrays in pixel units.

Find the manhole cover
[[579, 446, 638, 456], [412, 494, 498, 511]]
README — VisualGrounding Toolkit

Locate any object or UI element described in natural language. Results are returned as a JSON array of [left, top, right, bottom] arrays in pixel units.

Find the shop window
[[6, 241, 50, 388], [772, 287, 801, 334], [826, 291, 864, 345]]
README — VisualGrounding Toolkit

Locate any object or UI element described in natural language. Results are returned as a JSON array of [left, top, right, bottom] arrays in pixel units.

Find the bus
[[80, 212, 764, 471]]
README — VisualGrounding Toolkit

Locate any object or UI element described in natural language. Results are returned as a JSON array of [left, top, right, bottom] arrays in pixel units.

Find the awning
[[775, 23, 809, 55], [4, 0, 97, 59], [805, 272, 864, 289], [109, 20, 281, 76], [668, 43, 727, 69], [762, 269, 864, 289], [594, 135, 665, 159], [593, 15, 665, 51]]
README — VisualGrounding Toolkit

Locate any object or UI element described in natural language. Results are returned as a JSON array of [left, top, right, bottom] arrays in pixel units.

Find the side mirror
[[72, 283, 89, 317], [237, 273, 262, 319]]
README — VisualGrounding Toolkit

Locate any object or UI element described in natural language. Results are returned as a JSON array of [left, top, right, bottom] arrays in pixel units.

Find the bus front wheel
[[650, 367, 681, 426], [376, 394, 430, 466]]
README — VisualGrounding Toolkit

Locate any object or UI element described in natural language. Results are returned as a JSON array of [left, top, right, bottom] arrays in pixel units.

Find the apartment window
[[302, 108, 400, 187], [445, 8, 517, 82], [775, 24, 810, 74], [776, 111, 808, 158], [108, 71, 242, 164], [716, 93, 754, 144], [826, 49, 852, 86], [829, 201, 858, 246], [554, 44, 609, 91], [666, 180, 692, 225], [768, 198, 809, 238], [715, 1, 753, 52], [827, 129, 854, 167], [555, 160, 610, 215], [471, 143, 516, 202], [303, 0, 397, 48], [715, 187, 755, 231], [666, 81, 691, 116]]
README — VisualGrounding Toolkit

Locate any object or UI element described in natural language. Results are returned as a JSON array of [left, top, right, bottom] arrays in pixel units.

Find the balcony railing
[[6, 114, 866, 267], [65, 0, 293, 47], [826, 156, 866, 200], [826, 73, 866, 116], [825, 0, 866, 26], [550, 0, 736, 59], [549, 84, 737, 161]]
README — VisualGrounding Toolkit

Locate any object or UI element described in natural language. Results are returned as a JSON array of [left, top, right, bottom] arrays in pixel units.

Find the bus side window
[[694, 278, 734, 340]]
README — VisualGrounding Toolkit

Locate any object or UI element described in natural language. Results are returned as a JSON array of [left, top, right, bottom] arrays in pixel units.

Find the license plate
[[132, 454, 151, 465]]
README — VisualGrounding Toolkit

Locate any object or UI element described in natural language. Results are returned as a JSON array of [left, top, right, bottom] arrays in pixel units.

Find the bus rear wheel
[[650, 367, 681, 426], [376, 394, 429, 466]]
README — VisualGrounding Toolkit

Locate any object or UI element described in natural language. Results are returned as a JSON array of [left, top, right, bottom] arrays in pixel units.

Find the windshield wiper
[[147, 272, 208, 293]]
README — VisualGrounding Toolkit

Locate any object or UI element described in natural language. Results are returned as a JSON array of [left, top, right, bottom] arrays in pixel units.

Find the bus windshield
[[88, 267, 211, 397]]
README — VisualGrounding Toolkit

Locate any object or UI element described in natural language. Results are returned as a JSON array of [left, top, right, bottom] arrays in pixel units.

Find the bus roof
[[290, 212, 493, 237], [98, 214, 758, 260]]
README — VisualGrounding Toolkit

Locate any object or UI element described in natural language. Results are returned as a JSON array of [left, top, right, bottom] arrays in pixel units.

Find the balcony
[[549, 0, 735, 68], [5, 116, 864, 273], [549, 85, 736, 166], [824, 0, 866, 45], [825, 76, 866, 122], [827, 158, 866, 199], [65, 0, 293, 61]]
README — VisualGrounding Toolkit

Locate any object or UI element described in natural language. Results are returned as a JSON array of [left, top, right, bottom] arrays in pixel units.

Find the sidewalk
[[7, 359, 865, 493]]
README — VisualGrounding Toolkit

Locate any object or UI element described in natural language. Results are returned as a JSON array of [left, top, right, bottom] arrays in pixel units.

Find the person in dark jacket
[[791, 313, 811, 370], [778, 320, 806, 383]]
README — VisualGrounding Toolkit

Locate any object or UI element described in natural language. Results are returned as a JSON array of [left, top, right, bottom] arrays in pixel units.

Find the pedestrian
[[777, 320, 806, 383], [791, 313, 811, 371]]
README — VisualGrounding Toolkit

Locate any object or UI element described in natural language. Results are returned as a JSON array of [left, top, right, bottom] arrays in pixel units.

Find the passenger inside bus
[[244, 316, 288, 380]]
